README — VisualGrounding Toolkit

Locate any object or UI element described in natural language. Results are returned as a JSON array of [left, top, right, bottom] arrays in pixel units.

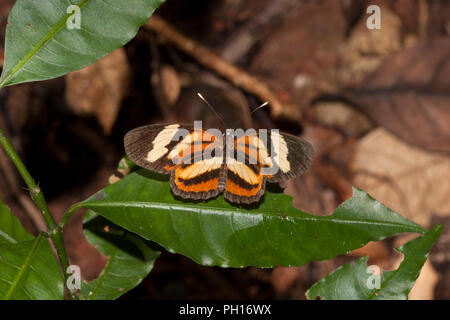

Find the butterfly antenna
[[197, 93, 227, 128], [232, 101, 269, 128], [249, 102, 268, 117]]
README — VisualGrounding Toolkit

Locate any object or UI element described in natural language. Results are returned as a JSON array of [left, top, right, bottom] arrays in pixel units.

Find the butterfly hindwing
[[223, 131, 268, 204], [223, 161, 266, 204], [171, 162, 226, 201]]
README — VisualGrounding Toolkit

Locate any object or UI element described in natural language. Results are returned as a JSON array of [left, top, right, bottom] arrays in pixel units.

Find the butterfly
[[124, 122, 314, 205]]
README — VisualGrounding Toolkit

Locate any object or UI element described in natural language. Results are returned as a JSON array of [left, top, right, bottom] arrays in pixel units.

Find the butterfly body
[[124, 123, 313, 204]]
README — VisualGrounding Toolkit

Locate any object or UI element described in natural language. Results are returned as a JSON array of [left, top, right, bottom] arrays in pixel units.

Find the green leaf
[[0, 233, 64, 300], [306, 225, 443, 300], [76, 169, 425, 268], [0, 200, 34, 244], [0, 198, 63, 300], [0, 0, 164, 88], [80, 212, 160, 300]]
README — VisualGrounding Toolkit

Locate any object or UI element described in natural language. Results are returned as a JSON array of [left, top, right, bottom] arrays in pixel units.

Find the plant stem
[[60, 203, 84, 229], [0, 129, 73, 298]]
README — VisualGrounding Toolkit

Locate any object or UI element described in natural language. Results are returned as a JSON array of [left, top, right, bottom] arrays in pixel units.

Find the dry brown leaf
[[350, 241, 390, 267], [285, 170, 338, 216], [351, 128, 450, 227], [340, 1, 403, 85], [65, 48, 131, 134], [408, 260, 439, 300], [345, 37, 450, 153], [427, 0, 450, 37], [284, 125, 343, 215], [312, 102, 373, 136], [249, 0, 347, 111], [159, 65, 181, 107], [270, 266, 301, 295]]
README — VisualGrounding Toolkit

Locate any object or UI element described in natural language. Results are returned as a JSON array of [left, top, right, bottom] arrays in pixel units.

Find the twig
[[145, 15, 289, 119], [219, 0, 301, 63], [0, 128, 73, 299], [0, 127, 47, 232]]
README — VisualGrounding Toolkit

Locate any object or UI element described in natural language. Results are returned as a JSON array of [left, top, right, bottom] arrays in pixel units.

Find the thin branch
[[145, 15, 288, 118], [0, 130, 53, 228], [0, 128, 73, 299], [0, 136, 47, 232]]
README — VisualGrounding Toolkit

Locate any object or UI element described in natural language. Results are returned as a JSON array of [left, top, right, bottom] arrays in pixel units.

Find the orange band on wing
[[174, 176, 219, 193], [174, 165, 220, 193], [225, 178, 262, 197]]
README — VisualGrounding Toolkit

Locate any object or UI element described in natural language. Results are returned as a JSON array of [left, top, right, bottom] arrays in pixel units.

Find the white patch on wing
[[178, 157, 222, 179], [254, 136, 272, 167], [227, 158, 260, 185], [168, 130, 221, 165], [168, 131, 201, 160], [271, 131, 290, 173], [146, 124, 180, 162]]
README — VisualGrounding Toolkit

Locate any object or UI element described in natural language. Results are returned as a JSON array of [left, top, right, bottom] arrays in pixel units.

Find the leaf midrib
[[81, 201, 425, 233], [2, 234, 43, 300], [0, 0, 90, 88]]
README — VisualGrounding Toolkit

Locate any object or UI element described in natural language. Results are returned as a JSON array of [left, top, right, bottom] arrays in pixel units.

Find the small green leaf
[[0, 233, 64, 300], [76, 170, 425, 268], [81, 212, 160, 300], [306, 225, 443, 300], [0, 200, 34, 244], [0, 0, 164, 88]]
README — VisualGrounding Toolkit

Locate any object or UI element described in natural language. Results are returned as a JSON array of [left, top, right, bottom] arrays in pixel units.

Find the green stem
[[60, 203, 84, 230], [0, 129, 73, 299]]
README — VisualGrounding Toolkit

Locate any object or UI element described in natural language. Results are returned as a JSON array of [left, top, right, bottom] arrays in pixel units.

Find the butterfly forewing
[[125, 124, 226, 201], [124, 124, 188, 173], [266, 131, 314, 183]]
